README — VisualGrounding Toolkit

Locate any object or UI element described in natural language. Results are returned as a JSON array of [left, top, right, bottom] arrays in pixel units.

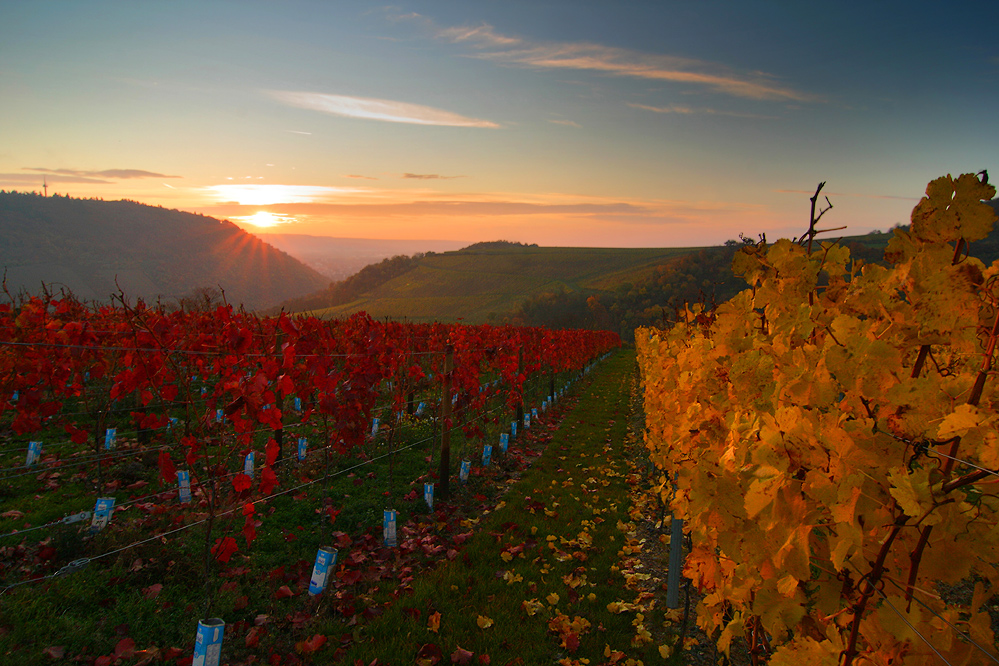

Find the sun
[[235, 211, 295, 228]]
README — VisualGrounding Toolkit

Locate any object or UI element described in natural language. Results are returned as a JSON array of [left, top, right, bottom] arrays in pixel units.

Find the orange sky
[[2, 2, 993, 247]]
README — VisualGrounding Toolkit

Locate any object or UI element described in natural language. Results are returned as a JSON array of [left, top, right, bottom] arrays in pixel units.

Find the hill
[[256, 233, 468, 280], [293, 241, 703, 327], [0, 191, 329, 310], [287, 200, 999, 341]]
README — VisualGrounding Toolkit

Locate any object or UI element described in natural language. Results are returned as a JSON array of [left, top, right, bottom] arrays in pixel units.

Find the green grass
[[337, 350, 680, 666], [0, 355, 686, 666], [0, 368, 602, 665]]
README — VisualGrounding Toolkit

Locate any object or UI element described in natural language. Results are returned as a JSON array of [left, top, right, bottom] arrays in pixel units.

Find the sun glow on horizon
[[206, 184, 364, 206], [233, 210, 297, 228]]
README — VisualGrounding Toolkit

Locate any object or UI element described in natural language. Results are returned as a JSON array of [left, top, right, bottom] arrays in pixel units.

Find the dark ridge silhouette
[[0, 191, 328, 310]]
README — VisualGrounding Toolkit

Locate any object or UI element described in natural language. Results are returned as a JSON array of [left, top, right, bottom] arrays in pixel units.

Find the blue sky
[[1, 1, 996, 246]]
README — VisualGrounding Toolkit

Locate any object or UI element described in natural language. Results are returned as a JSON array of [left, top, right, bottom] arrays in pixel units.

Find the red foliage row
[[0, 295, 619, 504]]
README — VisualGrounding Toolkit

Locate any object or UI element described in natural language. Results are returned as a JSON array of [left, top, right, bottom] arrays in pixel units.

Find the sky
[[2, 1, 997, 247]]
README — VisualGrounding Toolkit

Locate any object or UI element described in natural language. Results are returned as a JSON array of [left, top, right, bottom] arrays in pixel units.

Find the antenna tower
[[43, 177, 48, 197]]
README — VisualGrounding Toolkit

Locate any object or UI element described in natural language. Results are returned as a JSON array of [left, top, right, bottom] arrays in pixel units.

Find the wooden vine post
[[438, 344, 454, 499], [273, 331, 284, 465], [516, 347, 524, 434]]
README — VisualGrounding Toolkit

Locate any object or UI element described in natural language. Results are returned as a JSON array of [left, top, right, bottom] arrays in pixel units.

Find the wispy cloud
[[24, 167, 181, 179], [344, 174, 378, 180], [436, 23, 521, 47], [401, 173, 463, 180], [0, 173, 111, 186], [0, 172, 110, 185], [285, 129, 313, 135], [269, 91, 500, 128], [628, 102, 776, 119], [204, 184, 367, 206], [422, 18, 818, 103], [479, 43, 814, 102], [548, 119, 582, 128]]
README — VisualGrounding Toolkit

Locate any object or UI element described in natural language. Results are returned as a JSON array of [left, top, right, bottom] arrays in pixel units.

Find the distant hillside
[[257, 233, 468, 280], [285, 201, 999, 341], [295, 242, 699, 325], [0, 191, 328, 310]]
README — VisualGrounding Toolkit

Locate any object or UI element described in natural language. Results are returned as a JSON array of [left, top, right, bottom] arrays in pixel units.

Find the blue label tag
[[177, 471, 191, 504], [298, 437, 307, 461], [383, 509, 397, 547], [26, 441, 42, 467], [104, 428, 117, 450], [192, 619, 225, 666], [308, 547, 338, 595], [482, 444, 493, 467], [91, 497, 116, 532], [424, 483, 434, 510]]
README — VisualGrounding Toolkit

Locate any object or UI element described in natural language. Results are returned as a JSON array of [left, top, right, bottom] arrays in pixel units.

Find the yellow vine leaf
[[636, 173, 999, 665], [886, 466, 939, 524], [936, 403, 990, 439], [910, 173, 996, 244], [768, 637, 843, 666]]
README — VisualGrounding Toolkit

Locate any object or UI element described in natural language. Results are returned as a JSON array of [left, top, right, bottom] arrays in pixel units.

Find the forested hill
[[0, 191, 328, 310], [276, 200, 999, 342]]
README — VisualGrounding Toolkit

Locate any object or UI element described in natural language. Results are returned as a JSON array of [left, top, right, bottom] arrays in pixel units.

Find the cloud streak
[[0, 173, 110, 185], [24, 167, 181, 179], [204, 184, 367, 206], [269, 91, 500, 128], [426, 19, 818, 103], [436, 23, 521, 47], [401, 173, 463, 180], [628, 102, 776, 119]]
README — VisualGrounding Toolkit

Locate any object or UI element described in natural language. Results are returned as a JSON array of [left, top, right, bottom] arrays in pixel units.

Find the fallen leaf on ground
[[113, 637, 136, 660], [295, 634, 326, 654], [450, 646, 474, 664], [43, 646, 65, 659], [141, 583, 162, 600]]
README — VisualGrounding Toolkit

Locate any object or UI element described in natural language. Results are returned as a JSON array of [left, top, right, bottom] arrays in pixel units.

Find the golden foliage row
[[637, 174, 999, 665]]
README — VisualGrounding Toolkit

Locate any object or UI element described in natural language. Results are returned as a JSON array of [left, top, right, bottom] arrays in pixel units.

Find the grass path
[[339, 349, 677, 666]]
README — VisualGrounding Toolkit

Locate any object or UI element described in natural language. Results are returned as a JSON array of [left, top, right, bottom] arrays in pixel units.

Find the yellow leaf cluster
[[637, 173, 999, 664]]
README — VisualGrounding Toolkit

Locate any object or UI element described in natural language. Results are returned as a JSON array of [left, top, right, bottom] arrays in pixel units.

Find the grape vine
[[637, 173, 999, 665]]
